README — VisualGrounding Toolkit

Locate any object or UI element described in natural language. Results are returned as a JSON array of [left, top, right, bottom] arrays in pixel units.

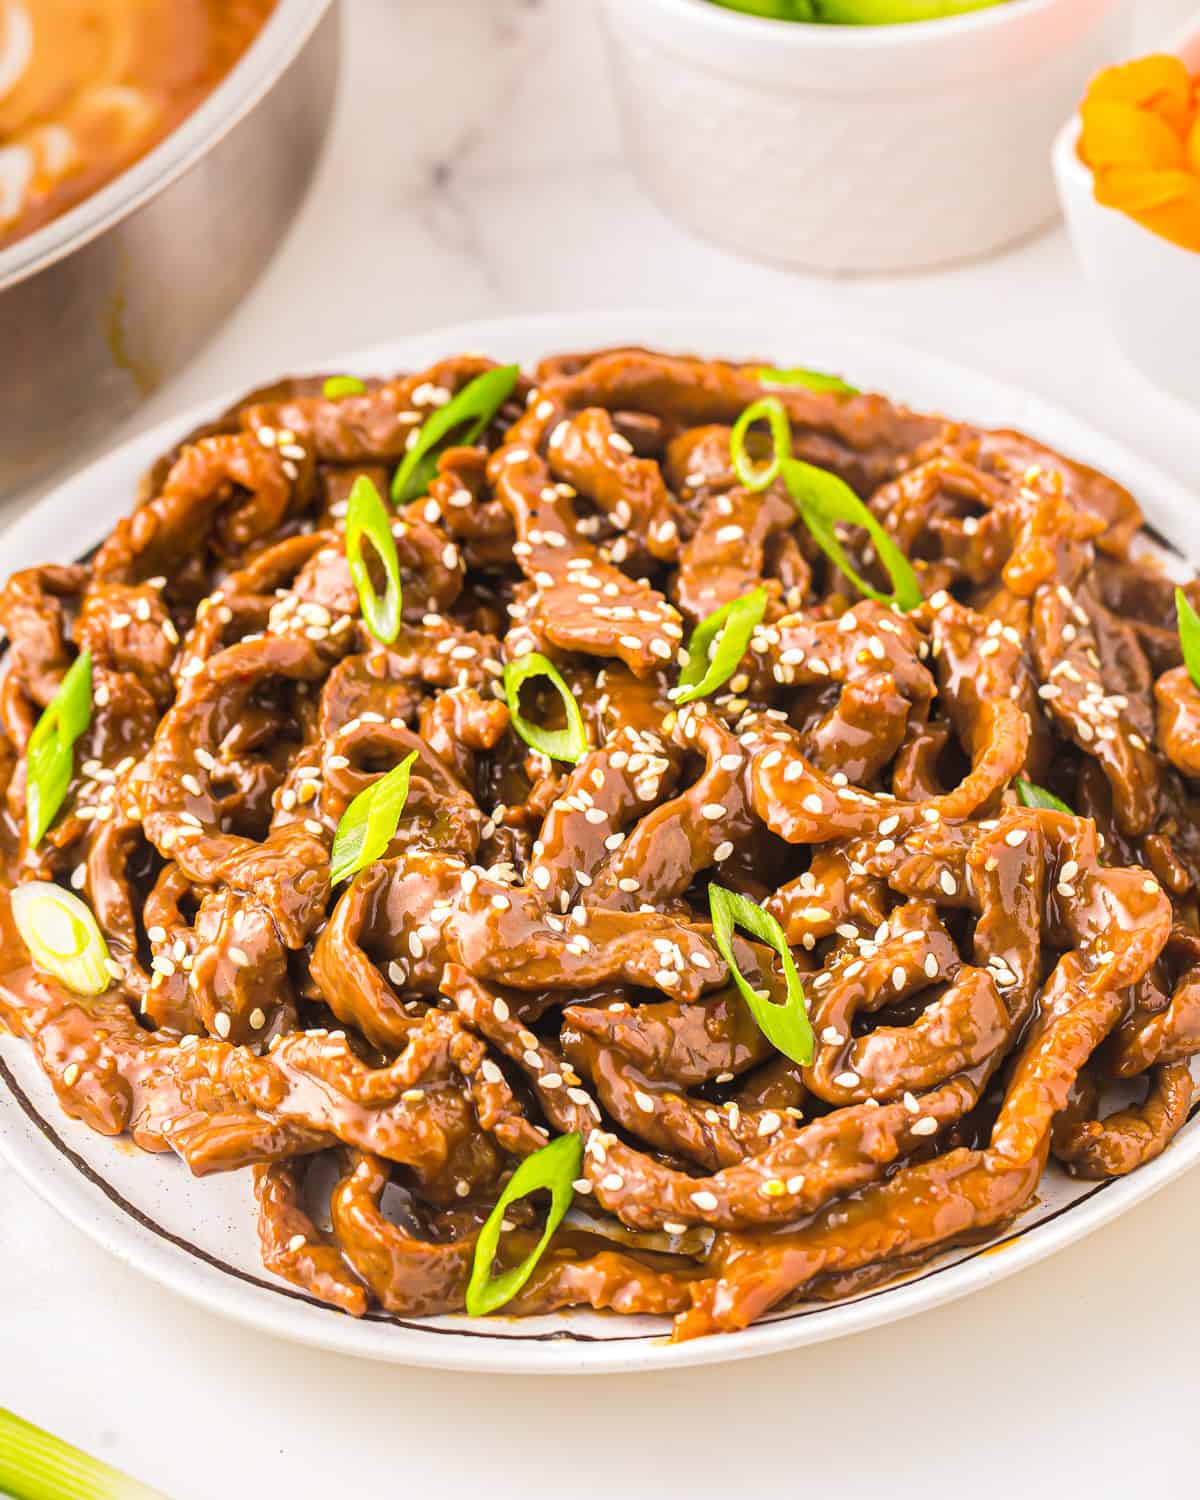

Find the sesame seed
[[213, 1011, 231, 1038], [1004, 828, 1027, 847], [690, 1190, 719, 1211], [939, 871, 958, 896], [911, 1116, 938, 1136], [834, 1071, 860, 1088]]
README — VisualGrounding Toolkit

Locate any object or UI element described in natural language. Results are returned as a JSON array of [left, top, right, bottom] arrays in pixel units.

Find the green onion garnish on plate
[[708, 883, 814, 1066], [781, 456, 922, 611], [1013, 778, 1074, 816], [674, 587, 768, 705], [392, 364, 520, 505], [0, 1407, 168, 1500], [345, 475, 403, 645], [729, 397, 792, 492], [1175, 588, 1200, 691], [757, 365, 859, 396], [26, 650, 92, 848], [329, 750, 418, 886], [322, 375, 366, 398], [10, 883, 112, 997], [503, 653, 589, 765], [730, 396, 921, 611], [466, 1132, 583, 1316]]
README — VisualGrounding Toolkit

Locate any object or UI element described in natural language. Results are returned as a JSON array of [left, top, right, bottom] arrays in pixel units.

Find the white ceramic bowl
[[1053, 16, 1200, 408], [597, 0, 1134, 273]]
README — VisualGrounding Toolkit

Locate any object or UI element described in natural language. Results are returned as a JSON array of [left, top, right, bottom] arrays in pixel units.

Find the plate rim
[[2, 306, 1197, 1375]]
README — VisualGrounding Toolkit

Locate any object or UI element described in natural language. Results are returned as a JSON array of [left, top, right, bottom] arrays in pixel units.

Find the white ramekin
[[1053, 16, 1200, 409], [597, 0, 1135, 273]]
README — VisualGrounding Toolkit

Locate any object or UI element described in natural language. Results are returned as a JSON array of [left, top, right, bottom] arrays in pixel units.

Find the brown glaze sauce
[[2, 345, 1199, 1341]]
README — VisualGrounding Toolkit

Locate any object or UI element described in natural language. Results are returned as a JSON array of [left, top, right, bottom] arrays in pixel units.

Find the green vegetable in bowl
[[708, 0, 1009, 21]]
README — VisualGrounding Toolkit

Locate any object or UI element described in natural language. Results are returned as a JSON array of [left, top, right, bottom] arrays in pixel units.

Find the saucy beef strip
[[2, 343, 1198, 1342]]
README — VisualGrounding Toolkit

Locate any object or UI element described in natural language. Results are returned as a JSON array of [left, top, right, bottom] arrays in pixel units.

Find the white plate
[[2, 309, 1198, 1375]]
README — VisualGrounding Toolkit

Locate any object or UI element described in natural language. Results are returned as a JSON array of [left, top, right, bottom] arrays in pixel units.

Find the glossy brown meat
[[1, 343, 1197, 1342]]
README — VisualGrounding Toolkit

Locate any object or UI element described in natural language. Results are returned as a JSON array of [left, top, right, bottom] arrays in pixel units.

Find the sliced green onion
[[811, 1, 1009, 23], [329, 750, 418, 886], [503, 653, 589, 765], [345, 476, 403, 644], [323, 375, 366, 398], [758, 365, 859, 396], [729, 396, 792, 493], [708, 0, 817, 15], [708, 884, 814, 1066], [392, 364, 520, 505], [675, 588, 768, 705], [780, 456, 922, 611], [26, 650, 92, 848], [0, 1408, 168, 1500], [728, 399, 919, 611], [10, 883, 111, 996], [466, 1132, 582, 1316], [1014, 777, 1075, 816], [1176, 588, 1200, 692]]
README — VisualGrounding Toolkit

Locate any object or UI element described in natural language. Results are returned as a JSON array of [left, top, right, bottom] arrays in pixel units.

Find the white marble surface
[[5, 0, 1200, 1494]]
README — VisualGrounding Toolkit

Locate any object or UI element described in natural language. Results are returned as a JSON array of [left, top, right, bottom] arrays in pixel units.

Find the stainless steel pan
[[0, 0, 339, 497]]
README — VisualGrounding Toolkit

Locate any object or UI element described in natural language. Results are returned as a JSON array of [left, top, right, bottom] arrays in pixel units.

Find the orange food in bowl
[[1078, 54, 1200, 253], [0, 0, 277, 251]]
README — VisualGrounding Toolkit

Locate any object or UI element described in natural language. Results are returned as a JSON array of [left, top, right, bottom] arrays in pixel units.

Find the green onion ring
[[323, 375, 366, 398], [503, 653, 589, 765], [466, 1132, 583, 1316], [10, 883, 112, 997], [345, 475, 403, 644], [392, 364, 520, 505], [329, 750, 418, 886], [26, 649, 92, 848], [757, 364, 859, 396], [1014, 778, 1075, 816], [674, 587, 768, 705], [1176, 588, 1200, 692], [708, 884, 814, 1066], [729, 396, 792, 493]]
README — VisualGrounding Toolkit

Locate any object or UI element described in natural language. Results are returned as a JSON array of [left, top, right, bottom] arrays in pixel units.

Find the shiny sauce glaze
[[2, 346, 1199, 1340]]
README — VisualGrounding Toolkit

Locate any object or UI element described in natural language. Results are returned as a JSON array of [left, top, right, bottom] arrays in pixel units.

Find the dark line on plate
[[4, 1052, 1173, 1346]]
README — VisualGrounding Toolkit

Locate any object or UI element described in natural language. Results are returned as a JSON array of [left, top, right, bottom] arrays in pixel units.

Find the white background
[[4, 1, 1200, 1494]]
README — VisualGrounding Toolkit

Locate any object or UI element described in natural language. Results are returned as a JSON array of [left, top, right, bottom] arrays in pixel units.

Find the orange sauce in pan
[[0, 0, 277, 251]]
